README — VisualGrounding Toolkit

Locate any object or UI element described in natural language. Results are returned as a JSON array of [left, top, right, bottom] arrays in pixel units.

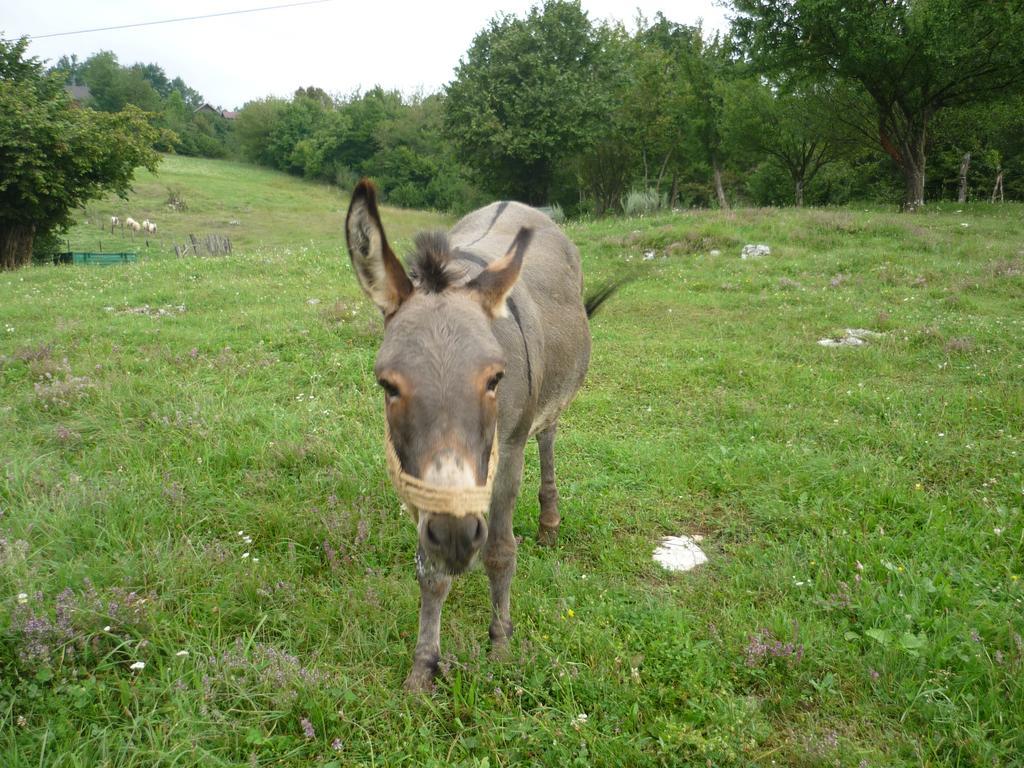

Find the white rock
[[653, 535, 708, 572], [818, 328, 884, 347], [741, 244, 771, 259], [818, 336, 862, 347], [643, 250, 656, 261], [709, 249, 722, 257]]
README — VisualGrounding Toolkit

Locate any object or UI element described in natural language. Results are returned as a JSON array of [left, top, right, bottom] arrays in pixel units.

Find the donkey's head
[[345, 180, 530, 575]]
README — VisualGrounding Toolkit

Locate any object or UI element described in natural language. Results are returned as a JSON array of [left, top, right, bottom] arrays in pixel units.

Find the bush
[[622, 188, 666, 217]]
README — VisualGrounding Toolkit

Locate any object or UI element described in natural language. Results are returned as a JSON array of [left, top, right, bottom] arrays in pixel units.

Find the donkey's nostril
[[421, 515, 487, 574], [426, 519, 441, 546]]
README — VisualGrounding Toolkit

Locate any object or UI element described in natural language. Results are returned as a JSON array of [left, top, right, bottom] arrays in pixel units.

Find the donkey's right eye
[[378, 379, 400, 399]]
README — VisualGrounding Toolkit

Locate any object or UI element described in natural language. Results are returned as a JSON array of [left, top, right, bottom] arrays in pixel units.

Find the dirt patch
[[111, 304, 187, 318], [991, 258, 1023, 278], [944, 336, 974, 353]]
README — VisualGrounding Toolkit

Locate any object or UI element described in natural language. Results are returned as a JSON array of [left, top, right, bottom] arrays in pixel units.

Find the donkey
[[345, 180, 612, 691]]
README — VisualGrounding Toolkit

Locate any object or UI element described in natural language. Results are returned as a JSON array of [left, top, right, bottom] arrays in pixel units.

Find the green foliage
[[732, 0, 1024, 208], [234, 88, 482, 213], [445, 0, 618, 204], [65, 50, 233, 160], [0, 38, 160, 269], [722, 78, 841, 206]]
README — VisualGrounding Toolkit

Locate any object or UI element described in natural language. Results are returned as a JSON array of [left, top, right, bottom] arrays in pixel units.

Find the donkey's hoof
[[403, 667, 436, 694], [488, 640, 511, 662], [537, 524, 559, 547]]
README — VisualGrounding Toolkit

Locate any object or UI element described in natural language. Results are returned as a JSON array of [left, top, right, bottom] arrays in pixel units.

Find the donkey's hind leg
[[536, 424, 561, 546]]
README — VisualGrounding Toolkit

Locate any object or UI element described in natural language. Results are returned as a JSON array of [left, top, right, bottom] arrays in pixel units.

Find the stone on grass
[[741, 244, 771, 259], [653, 535, 708, 572], [818, 328, 885, 347]]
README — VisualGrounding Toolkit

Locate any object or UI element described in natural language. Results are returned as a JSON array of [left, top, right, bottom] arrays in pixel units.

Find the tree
[[732, 0, 1024, 210], [722, 79, 839, 206], [639, 15, 736, 209], [445, 0, 616, 204], [0, 38, 160, 270], [235, 97, 289, 167]]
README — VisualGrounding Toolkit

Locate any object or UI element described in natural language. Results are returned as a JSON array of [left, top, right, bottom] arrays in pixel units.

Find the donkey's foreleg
[[484, 443, 526, 655], [536, 425, 560, 546], [405, 549, 452, 693]]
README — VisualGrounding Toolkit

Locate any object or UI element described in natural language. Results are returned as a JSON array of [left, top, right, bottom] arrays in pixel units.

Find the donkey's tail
[[584, 277, 631, 318]]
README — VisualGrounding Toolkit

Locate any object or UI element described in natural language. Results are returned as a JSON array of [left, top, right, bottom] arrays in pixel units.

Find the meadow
[[2, 156, 1022, 766]]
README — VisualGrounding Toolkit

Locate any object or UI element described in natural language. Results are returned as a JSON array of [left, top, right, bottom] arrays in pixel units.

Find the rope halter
[[384, 418, 499, 523]]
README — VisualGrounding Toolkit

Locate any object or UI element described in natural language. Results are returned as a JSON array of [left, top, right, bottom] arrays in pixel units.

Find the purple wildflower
[[300, 717, 315, 740], [322, 540, 341, 572], [744, 626, 804, 667], [331, 738, 343, 752]]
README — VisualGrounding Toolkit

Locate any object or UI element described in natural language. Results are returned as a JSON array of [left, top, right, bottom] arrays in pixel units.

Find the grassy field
[[64, 154, 448, 255], [2, 156, 1023, 766]]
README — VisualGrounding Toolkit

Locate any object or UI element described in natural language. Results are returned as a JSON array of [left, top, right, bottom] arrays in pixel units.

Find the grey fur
[[345, 186, 591, 691]]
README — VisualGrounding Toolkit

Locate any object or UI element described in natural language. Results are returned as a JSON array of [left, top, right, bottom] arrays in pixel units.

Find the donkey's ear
[[345, 179, 413, 317], [466, 227, 533, 318]]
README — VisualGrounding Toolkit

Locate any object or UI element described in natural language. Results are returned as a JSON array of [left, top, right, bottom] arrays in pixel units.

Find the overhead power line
[[29, 0, 333, 40]]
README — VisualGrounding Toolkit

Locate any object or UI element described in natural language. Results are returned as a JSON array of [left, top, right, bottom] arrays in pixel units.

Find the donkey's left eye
[[378, 378, 400, 399], [486, 372, 504, 392]]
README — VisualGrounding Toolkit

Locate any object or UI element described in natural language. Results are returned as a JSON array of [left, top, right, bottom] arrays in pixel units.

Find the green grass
[[65, 154, 450, 255], [2, 157, 1023, 766]]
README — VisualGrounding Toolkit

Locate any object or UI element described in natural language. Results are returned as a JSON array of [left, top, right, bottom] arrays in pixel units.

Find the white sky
[[6, 1, 730, 109]]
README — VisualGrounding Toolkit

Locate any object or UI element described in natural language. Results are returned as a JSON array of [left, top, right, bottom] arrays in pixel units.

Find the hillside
[[66, 154, 451, 256]]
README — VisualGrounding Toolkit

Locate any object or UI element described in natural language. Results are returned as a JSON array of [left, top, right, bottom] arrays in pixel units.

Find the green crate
[[42, 252, 137, 266]]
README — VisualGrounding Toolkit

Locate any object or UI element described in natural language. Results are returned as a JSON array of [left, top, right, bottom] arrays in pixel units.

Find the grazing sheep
[[110, 215, 120, 228], [143, 220, 157, 235], [125, 217, 142, 233]]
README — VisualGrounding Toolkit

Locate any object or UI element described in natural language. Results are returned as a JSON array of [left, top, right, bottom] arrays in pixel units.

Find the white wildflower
[[129, 661, 145, 671]]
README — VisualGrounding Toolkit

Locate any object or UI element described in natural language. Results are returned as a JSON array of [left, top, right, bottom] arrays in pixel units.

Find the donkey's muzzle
[[422, 513, 487, 575]]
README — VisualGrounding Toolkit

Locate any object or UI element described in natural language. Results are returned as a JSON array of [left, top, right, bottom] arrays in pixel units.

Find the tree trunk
[[878, 114, 927, 211], [1, 224, 36, 271], [958, 152, 971, 203], [669, 173, 679, 208], [902, 165, 926, 211], [711, 155, 729, 210], [794, 177, 805, 207]]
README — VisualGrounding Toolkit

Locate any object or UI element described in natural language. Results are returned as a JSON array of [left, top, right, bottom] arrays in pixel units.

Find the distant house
[[64, 85, 92, 103], [194, 103, 238, 119]]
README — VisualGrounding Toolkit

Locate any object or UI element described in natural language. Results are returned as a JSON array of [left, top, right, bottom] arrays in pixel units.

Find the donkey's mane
[[408, 231, 463, 294]]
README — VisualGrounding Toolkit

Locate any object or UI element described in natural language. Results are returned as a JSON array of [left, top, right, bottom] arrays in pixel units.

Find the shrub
[[622, 188, 665, 217]]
